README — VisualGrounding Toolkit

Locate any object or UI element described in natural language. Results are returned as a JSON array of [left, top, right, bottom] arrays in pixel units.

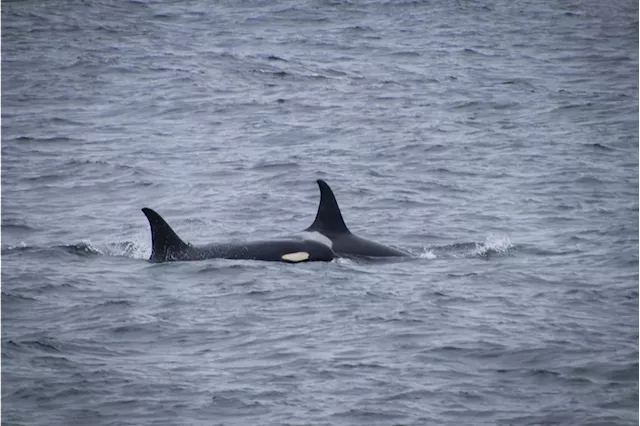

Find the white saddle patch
[[282, 251, 310, 262], [297, 231, 333, 249]]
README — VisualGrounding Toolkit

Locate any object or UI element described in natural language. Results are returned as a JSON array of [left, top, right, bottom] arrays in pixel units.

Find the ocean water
[[2, 0, 638, 425]]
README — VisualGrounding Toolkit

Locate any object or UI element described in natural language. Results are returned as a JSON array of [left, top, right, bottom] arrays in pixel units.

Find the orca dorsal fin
[[141, 208, 191, 262], [305, 179, 351, 235]]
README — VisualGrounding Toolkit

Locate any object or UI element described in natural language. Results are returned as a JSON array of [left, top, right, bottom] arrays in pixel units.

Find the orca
[[142, 208, 335, 263], [301, 180, 410, 258]]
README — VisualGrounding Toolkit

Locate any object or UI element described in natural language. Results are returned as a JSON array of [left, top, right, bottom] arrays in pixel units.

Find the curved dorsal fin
[[141, 208, 190, 262], [305, 180, 351, 235]]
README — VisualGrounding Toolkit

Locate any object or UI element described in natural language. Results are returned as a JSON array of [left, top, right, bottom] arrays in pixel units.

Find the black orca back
[[142, 208, 336, 263]]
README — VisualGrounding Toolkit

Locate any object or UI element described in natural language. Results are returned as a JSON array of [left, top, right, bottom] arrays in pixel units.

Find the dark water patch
[[209, 394, 270, 417], [1, 291, 38, 303], [564, 361, 639, 384], [109, 320, 172, 336], [430, 166, 480, 177], [3, 339, 63, 357], [549, 102, 597, 114], [462, 48, 488, 56], [529, 368, 561, 377], [22, 339, 62, 353], [519, 244, 583, 257], [47, 116, 85, 126], [2, 244, 43, 256], [271, 6, 331, 22], [96, 300, 133, 308], [30, 282, 78, 296], [195, 263, 264, 274], [22, 172, 68, 183], [5, 135, 81, 144], [252, 66, 331, 81], [386, 388, 436, 402], [574, 175, 607, 185], [596, 387, 639, 411], [1, 218, 36, 232], [254, 69, 289, 78], [331, 407, 409, 422], [446, 272, 478, 278], [2, 339, 23, 358], [250, 160, 300, 170], [346, 25, 375, 32], [336, 362, 387, 370], [376, 195, 430, 207], [64, 158, 137, 171], [623, 289, 638, 301], [246, 289, 272, 298], [266, 55, 287, 62], [152, 13, 174, 20], [390, 50, 421, 57], [588, 142, 615, 151], [29, 355, 76, 370]]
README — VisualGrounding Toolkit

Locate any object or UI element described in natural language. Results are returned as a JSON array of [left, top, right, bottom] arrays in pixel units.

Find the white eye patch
[[281, 252, 310, 262]]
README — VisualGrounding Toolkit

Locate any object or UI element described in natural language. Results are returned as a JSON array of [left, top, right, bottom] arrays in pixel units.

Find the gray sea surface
[[2, 1, 638, 425]]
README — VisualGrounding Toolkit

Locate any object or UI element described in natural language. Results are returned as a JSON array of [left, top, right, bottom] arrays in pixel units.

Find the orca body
[[303, 180, 410, 258], [142, 208, 335, 263]]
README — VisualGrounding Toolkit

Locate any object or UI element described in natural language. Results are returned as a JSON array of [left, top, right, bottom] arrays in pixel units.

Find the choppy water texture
[[2, 1, 638, 425]]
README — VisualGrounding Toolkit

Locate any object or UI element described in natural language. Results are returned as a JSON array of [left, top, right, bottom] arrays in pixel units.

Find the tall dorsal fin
[[141, 208, 191, 262], [305, 179, 351, 235]]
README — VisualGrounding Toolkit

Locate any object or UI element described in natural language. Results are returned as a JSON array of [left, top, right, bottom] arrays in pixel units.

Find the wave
[[471, 234, 515, 257], [1, 291, 37, 303], [7, 135, 81, 144], [1, 241, 149, 260], [417, 235, 514, 259], [97, 241, 149, 259], [1, 220, 36, 232], [588, 143, 615, 151]]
